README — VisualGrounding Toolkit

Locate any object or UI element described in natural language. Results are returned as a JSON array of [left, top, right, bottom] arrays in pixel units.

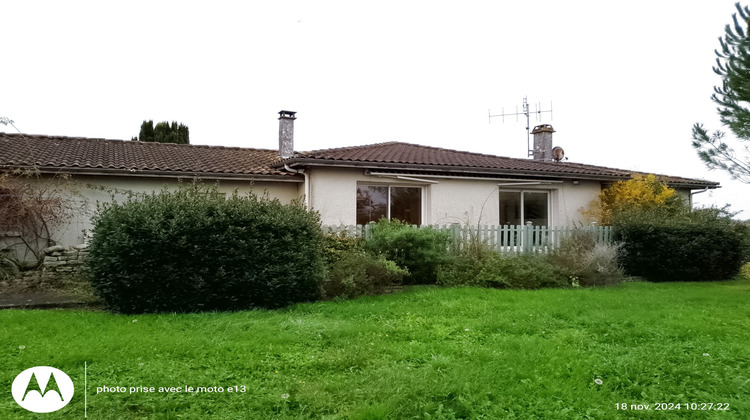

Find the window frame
[[356, 183, 424, 225], [498, 189, 551, 226]]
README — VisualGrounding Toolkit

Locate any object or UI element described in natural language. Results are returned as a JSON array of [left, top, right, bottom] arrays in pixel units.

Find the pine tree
[[692, 2, 750, 183], [132, 120, 189, 144]]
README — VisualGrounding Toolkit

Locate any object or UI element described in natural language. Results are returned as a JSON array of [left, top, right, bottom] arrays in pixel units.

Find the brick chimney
[[531, 124, 555, 161], [278, 110, 296, 159]]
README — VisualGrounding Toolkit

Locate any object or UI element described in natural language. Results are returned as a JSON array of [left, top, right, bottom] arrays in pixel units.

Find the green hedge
[[88, 184, 326, 313], [616, 211, 749, 282]]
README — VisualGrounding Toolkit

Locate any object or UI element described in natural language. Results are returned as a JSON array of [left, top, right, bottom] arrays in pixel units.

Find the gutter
[[690, 187, 712, 196], [1, 166, 304, 183], [284, 164, 311, 210], [496, 181, 563, 187], [279, 160, 720, 189], [367, 171, 564, 185], [279, 159, 626, 182], [688, 186, 715, 208]]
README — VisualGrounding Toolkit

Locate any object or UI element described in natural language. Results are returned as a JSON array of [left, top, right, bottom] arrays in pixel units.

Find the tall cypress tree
[[153, 122, 171, 143], [177, 122, 189, 144], [133, 120, 189, 144], [136, 120, 155, 142]]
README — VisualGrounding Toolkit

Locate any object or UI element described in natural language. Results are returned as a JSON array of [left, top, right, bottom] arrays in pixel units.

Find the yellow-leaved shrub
[[583, 174, 682, 225]]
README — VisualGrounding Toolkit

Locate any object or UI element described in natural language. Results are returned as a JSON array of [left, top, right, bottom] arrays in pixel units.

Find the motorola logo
[[12, 366, 75, 413]]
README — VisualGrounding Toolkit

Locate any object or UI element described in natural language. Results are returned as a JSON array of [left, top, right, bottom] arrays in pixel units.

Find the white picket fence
[[322, 222, 613, 255]]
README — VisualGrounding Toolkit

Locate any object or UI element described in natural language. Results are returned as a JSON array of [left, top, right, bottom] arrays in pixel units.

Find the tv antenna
[[489, 96, 552, 157]]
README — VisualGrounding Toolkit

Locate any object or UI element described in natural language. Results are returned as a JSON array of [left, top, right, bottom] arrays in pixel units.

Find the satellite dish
[[552, 146, 565, 162]]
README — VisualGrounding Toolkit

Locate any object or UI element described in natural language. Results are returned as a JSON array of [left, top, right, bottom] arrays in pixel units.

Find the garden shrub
[[490, 254, 569, 289], [617, 224, 746, 282], [546, 230, 624, 286], [322, 250, 407, 300], [438, 227, 568, 290], [437, 251, 487, 288], [614, 207, 749, 282], [583, 174, 685, 225], [0, 170, 85, 267], [0, 251, 19, 281], [438, 247, 567, 290], [474, 254, 567, 289], [322, 231, 365, 266], [365, 219, 450, 284], [88, 183, 326, 313], [740, 262, 750, 279]]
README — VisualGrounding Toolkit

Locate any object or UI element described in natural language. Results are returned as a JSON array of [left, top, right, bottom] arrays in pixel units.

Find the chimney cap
[[531, 124, 555, 134], [278, 110, 297, 119]]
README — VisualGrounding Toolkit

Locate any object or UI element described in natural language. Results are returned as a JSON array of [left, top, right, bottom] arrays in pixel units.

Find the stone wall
[[42, 244, 90, 279], [1, 243, 91, 293]]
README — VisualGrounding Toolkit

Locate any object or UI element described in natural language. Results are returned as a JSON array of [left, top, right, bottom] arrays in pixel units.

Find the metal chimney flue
[[531, 124, 555, 161], [278, 110, 296, 159]]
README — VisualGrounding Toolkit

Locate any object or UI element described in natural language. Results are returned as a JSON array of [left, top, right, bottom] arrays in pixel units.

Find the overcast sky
[[3, 0, 749, 218]]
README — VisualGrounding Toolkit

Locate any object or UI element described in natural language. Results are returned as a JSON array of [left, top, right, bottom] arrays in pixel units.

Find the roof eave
[[665, 181, 721, 190], [280, 158, 631, 182], [280, 159, 720, 189], [0, 166, 304, 183]]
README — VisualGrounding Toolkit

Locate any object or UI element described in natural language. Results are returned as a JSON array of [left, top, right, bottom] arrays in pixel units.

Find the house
[[0, 111, 719, 252]]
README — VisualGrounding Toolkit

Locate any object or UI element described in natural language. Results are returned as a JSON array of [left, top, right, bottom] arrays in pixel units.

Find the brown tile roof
[[286, 141, 718, 188], [0, 134, 717, 188], [0, 133, 297, 180]]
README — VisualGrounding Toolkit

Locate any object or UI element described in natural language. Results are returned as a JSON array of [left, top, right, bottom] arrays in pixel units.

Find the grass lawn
[[2, 278, 749, 419]]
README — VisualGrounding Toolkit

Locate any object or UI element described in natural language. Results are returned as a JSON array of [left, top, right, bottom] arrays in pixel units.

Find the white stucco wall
[[5, 168, 603, 256], [676, 188, 693, 207], [307, 167, 602, 227], [307, 168, 361, 225], [555, 180, 602, 225], [429, 178, 498, 225], [45, 175, 302, 247]]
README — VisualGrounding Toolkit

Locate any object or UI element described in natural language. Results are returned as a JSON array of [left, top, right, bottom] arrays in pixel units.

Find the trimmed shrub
[[365, 219, 450, 285], [88, 184, 326, 313], [546, 230, 624, 286], [615, 207, 749, 282], [617, 223, 746, 282], [322, 250, 407, 300]]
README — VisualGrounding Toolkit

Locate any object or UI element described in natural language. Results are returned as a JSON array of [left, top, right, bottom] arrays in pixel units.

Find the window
[[357, 185, 422, 225], [499, 191, 549, 226]]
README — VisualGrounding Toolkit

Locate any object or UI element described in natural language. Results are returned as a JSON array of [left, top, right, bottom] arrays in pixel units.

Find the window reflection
[[356, 185, 421, 225], [499, 190, 549, 226]]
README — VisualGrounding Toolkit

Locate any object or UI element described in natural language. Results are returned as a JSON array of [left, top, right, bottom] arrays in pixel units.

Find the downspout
[[689, 187, 710, 209], [284, 164, 310, 211]]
